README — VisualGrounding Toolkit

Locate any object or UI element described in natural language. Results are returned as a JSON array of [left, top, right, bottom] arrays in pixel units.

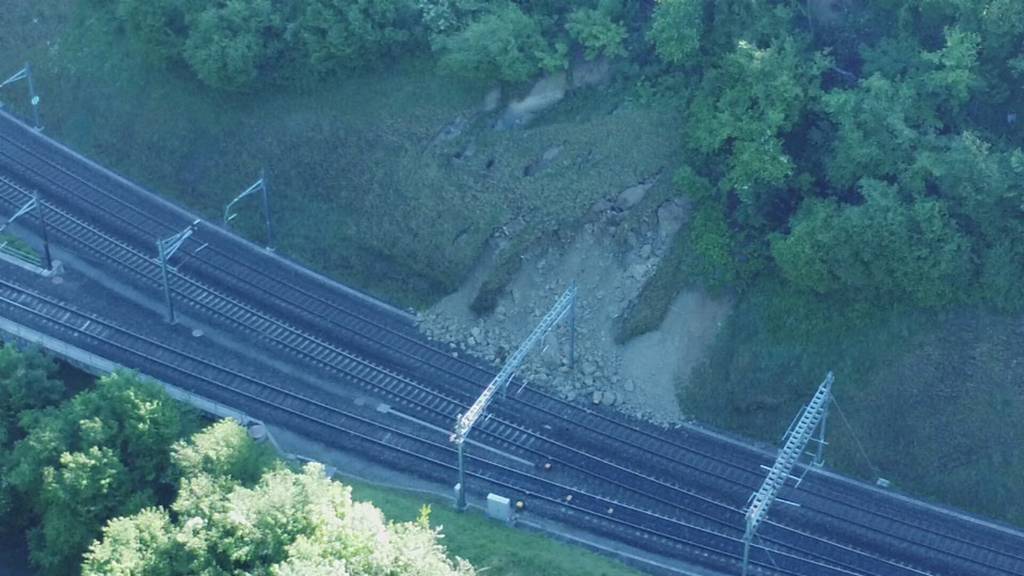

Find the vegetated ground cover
[[4, 0, 1024, 535], [684, 281, 1024, 527], [347, 479, 644, 576], [1, 0, 682, 309]]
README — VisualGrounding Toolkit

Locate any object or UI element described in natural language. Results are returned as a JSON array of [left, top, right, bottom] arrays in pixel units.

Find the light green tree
[[566, 7, 627, 59], [436, 3, 565, 83], [84, 461, 474, 575], [170, 418, 277, 486], [647, 0, 704, 65]]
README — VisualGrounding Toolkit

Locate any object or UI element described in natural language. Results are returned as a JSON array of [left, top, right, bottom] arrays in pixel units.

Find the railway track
[[0, 277, 908, 576], [0, 167, 950, 576], [2, 111, 1023, 575]]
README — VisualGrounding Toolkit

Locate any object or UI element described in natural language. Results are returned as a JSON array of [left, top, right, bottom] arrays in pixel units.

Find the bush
[[296, 0, 419, 73], [436, 3, 565, 83], [115, 0, 188, 61], [566, 7, 627, 59], [182, 0, 281, 91], [647, 0, 704, 65]]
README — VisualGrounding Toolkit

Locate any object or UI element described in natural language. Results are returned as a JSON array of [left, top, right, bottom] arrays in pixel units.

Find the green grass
[[683, 279, 1024, 527], [1, 0, 683, 311], [346, 478, 645, 576], [0, 233, 40, 265]]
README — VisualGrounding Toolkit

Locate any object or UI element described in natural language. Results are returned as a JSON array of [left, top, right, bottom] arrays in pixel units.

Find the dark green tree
[[436, 3, 565, 83], [296, 0, 418, 73], [182, 0, 281, 91], [3, 372, 194, 575], [0, 346, 63, 449], [115, 0, 189, 61]]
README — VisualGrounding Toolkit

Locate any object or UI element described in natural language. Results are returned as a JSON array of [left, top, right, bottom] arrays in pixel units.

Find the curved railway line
[[1, 111, 1023, 575]]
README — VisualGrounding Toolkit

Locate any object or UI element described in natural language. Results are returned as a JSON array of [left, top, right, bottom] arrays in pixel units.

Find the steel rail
[[0, 278, 879, 576], [0, 178, 945, 576], [2, 127, 1024, 569], [1, 137, 1019, 572], [0, 118, 1019, 569]]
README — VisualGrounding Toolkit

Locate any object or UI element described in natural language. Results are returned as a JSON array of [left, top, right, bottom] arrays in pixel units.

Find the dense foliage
[[108, 0, 643, 90], [0, 349, 474, 575], [0, 364, 197, 576], [656, 1, 1024, 314], [92, 1, 1024, 306]]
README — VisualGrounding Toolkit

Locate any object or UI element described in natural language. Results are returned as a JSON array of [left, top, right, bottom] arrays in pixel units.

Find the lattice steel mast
[[450, 282, 577, 510], [741, 371, 833, 576]]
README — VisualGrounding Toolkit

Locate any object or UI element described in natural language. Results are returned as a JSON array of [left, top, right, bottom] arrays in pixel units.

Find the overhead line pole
[[224, 171, 273, 250], [34, 193, 52, 270], [156, 220, 200, 324], [741, 372, 833, 576], [0, 192, 51, 269], [1, 63, 41, 130], [450, 283, 578, 510]]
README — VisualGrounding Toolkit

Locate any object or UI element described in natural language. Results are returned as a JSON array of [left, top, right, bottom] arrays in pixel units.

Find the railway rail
[[0, 276, 909, 576], [2, 111, 1023, 575]]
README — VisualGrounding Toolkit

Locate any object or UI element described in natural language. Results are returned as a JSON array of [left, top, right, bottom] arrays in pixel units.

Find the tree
[[296, 0, 418, 73], [79, 508, 176, 576], [566, 7, 627, 59], [2, 372, 194, 575], [31, 447, 134, 575], [822, 74, 930, 190], [84, 462, 474, 575], [436, 3, 565, 83], [648, 0, 704, 65], [771, 179, 973, 307], [115, 0, 189, 62], [182, 0, 281, 91], [0, 346, 63, 449], [170, 418, 277, 486]]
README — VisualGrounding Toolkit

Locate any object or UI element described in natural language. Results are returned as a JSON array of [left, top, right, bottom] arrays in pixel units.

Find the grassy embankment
[[2, 0, 682, 311], [683, 281, 1024, 527], [348, 479, 644, 576], [5, 0, 1021, 536]]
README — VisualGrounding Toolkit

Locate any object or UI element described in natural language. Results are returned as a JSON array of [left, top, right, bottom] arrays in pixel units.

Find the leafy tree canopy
[[84, 461, 474, 576]]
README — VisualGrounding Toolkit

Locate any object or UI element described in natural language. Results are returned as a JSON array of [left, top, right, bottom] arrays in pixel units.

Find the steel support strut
[[741, 372, 833, 576], [456, 441, 467, 511], [156, 221, 199, 324], [34, 193, 52, 270], [259, 168, 274, 250], [224, 171, 273, 250], [449, 282, 577, 510]]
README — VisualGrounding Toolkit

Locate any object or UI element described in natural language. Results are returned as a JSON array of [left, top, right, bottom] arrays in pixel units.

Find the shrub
[[566, 7, 627, 59], [182, 0, 281, 91], [647, 0, 704, 65], [296, 0, 419, 73], [436, 3, 565, 83]]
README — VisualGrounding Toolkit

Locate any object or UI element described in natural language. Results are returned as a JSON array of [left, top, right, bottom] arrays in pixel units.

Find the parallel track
[[0, 277, 896, 576], [1, 111, 1023, 575]]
